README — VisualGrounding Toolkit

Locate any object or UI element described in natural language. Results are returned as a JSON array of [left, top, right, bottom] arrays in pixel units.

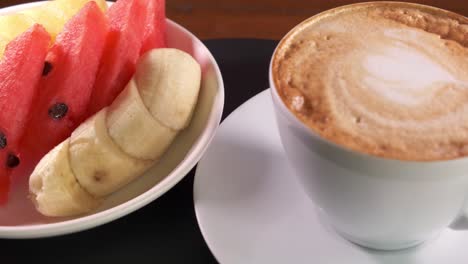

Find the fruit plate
[[0, 2, 224, 238]]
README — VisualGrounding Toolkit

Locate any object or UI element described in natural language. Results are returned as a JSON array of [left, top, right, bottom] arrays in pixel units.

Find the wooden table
[[0, 0, 466, 39]]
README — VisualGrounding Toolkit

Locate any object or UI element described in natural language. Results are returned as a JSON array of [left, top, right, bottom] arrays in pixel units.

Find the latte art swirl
[[273, 3, 468, 160]]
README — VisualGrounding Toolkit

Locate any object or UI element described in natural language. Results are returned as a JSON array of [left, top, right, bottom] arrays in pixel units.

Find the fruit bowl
[[0, 2, 224, 238]]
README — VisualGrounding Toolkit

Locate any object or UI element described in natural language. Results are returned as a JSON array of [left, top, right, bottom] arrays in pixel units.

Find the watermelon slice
[[87, 0, 147, 114], [0, 25, 50, 202], [140, 0, 166, 55], [21, 2, 108, 165], [0, 161, 8, 203]]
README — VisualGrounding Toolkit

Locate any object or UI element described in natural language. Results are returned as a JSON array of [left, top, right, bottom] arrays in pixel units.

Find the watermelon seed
[[6, 153, 19, 168], [48, 103, 68, 120], [0, 132, 6, 149], [42, 61, 53, 76]]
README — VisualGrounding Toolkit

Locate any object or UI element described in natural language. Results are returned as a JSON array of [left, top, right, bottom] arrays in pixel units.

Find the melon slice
[[88, 0, 149, 114], [140, 0, 166, 55], [21, 2, 108, 168], [0, 25, 50, 203]]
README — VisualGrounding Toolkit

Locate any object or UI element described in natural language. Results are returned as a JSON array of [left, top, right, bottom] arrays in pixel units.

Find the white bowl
[[0, 2, 224, 238]]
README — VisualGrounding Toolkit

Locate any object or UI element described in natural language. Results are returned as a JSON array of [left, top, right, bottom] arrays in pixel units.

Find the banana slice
[[29, 48, 202, 217], [135, 48, 201, 130], [106, 80, 177, 160], [29, 139, 100, 217], [69, 109, 153, 197]]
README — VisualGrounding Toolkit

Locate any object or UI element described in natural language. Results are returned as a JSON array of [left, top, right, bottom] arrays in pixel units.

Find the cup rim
[[269, 1, 468, 165]]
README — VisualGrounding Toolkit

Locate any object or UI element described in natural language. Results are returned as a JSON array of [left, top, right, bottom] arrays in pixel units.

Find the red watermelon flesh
[[0, 163, 8, 203], [88, 0, 147, 114], [21, 2, 108, 164], [0, 25, 50, 203], [140, 0, 166, 55]]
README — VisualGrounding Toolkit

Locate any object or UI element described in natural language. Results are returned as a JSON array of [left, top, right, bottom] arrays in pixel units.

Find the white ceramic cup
[[269, 2, 468, 251]]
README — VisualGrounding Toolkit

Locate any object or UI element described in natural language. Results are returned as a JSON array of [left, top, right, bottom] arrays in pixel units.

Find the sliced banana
[[135, 48, 201, 130], [106, 80, 177, 160], [29, 48, 202, 216], [69, 109, 153, 197], [29, 139, 100, 217]]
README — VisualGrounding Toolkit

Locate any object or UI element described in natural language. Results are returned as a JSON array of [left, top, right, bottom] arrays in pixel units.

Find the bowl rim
[[0, 1, 225, 239]]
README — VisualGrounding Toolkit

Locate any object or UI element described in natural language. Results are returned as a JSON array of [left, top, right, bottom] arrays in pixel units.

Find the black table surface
[[1, 39, 278, 264]]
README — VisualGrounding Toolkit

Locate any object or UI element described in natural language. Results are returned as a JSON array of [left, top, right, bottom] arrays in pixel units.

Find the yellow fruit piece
[[20, 0, 108, 41], [0, 35, 9, 58], [0, 0, 108, 56], [0, 14, 35, 56], [20, 7, 64, 41], [54, 0, 108, 19], [0, 13, 35, 40]]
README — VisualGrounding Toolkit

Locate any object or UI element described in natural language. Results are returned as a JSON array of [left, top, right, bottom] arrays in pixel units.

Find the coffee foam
[[273, 3, 468, 161], [363, 35, 457, 106]]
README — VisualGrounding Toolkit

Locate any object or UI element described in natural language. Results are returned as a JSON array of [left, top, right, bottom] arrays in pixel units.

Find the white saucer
[[194, 89, 468, 264]]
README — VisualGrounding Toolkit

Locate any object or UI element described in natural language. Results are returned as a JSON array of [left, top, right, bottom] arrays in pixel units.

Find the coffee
[[272, 2, 468, 161]]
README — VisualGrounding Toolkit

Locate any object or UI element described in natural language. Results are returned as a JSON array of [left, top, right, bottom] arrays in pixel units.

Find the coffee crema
[[272, 2, 468, 161]]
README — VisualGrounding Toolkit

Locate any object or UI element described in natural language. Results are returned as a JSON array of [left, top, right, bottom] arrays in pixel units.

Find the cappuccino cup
[[270, 1, 468, 250]]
